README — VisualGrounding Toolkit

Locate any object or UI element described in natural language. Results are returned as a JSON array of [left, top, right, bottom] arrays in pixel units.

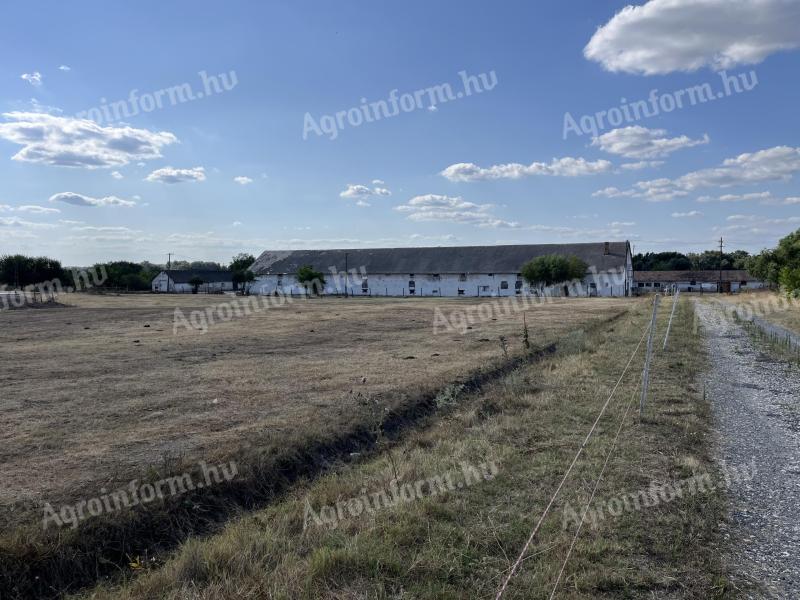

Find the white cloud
[[441, 156, 612, 181], [584, 0, 800, 75], [234, 176, 253, 185], [111, 171, 124, 179], [232, 221, 242, 226], [21, 72, 42, 86], [145, 166, 206, 184], [17, 205, 60, 214], [596, 146, 800, 202], [671, 211, 703, 218], [49, 192, 136, 207], [784, 197, 800, 205], [593, 127, 709, 159], [394, 194, 520, 228], [340, 183, 392, 205], [619, 160, 665, 171], [697, 191, 773, 203], [0, 112, 177, 168], [58, 65, 71, 71], [372, 179, 385, 185], [0, 216, 57, 228]]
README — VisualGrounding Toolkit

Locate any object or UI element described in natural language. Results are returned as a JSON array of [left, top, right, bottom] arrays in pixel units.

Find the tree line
[[633, 250, 751, 272], [0, 253, 257, 292], [747, 229, 800, 295]]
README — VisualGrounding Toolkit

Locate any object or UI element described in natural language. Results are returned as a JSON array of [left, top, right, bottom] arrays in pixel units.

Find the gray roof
[[251, 242, 630, 275], [634, 270, 760, 283], [161, 270, 233, 284]]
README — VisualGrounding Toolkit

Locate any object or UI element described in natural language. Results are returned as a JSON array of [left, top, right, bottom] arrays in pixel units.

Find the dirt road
[[696, 300, 800, 598]]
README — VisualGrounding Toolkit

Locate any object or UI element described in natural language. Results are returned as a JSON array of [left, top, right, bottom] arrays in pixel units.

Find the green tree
[[0, 255, 67, 287], [229, 253, 256, 291], [188, 276, 204, 294], [233, 269, 256, 294], [521, 255, 587, 292], [296, 265, 326, 295]]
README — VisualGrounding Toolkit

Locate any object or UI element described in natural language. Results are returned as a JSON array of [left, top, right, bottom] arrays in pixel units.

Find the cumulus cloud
[[146, 166, 206, 184], [697, 191, 773, 203], [58, 65, 71, 71], [17, 205, 60, 214], [595, 146, 800, 202], [49, 192, 137, 207], [593, 126, 709, 159], [440, 157, 612, 182], [584, 0, 800, 75], [233, 176, 253, 185], [340, 183, 392, 206], [0, 216, 57, 228], [0, 112, 177, 168], [671, 211, 703, 218], [21, 72, 42, 86], [394, 194, 520, 228], [111, 171, 124, 179]]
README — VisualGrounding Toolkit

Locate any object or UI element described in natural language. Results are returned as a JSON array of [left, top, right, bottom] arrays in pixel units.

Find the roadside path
[[695, 300, 800, 598]]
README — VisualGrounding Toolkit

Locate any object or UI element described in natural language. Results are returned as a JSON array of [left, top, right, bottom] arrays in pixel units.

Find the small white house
[[249, 242, 634, 298], [633, 270, 766, 293], [151, 270, 234, 293]]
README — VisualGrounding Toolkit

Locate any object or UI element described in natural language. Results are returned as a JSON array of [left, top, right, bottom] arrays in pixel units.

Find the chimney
[[604, 241, 610, 255]]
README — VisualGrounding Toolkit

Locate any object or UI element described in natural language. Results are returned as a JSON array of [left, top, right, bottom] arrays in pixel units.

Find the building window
[[516, 273, 523, 280], [480, 285, 490, 292], [361, 278, 368, 293], [409, 274, 415, 278], [459, 273, 467, 281], [458, 289, 465, 295], [690, 280, 697, 286], [741, 281, 748, 286], [488, 273, 494, 277], [500, 281, 509, 289], [515, 280, 523, 289], [638, 283, 645, 288], [431, 274, 440, 281], [408, 280, 415, 289]]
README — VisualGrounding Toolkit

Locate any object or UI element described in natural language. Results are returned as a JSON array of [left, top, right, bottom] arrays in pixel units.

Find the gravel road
[[695, 300, 800, 598]]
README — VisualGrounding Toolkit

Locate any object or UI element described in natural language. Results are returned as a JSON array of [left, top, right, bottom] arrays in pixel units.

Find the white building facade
[[633, 270, 766, 293], [151, 270, 235, 293], [250, 242, 633, 298]]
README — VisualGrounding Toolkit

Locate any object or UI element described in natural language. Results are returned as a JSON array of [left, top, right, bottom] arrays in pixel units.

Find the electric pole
[[167, 253, 173, 293], [718, 237, 724, 294]]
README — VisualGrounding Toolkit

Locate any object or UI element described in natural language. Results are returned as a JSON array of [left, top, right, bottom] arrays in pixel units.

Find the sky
[[1, 0, 799, 266]]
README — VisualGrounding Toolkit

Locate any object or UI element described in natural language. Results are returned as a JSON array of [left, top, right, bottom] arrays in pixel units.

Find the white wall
[[253, 268, 630, 298], [151, 272, 234, 293]]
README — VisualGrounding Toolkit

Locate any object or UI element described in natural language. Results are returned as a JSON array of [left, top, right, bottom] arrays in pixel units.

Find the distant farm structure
[[633, 270, 766, 293], [249, 241, 634, 298], [151, 270, 234, 293]]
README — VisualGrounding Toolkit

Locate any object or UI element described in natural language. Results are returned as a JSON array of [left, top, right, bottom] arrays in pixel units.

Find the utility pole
[[718, 237, 724, 294], [167, 253, 173, 293]]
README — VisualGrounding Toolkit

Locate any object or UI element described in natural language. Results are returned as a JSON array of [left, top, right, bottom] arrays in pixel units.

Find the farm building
[[151, 270, 234, 293], [633, 270, 766, 293], [250, 241, 633, 297]]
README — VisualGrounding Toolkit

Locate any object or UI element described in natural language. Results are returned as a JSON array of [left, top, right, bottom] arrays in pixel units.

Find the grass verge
[[76, 298, 733, 599]]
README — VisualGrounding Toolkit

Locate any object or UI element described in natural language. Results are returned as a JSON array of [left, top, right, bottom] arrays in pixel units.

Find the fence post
[[640, 295, 660, 418], [662, 290, 680, 350]]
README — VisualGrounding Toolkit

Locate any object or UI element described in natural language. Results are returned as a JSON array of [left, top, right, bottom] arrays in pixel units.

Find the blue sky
[[1, 0, 799, 265]]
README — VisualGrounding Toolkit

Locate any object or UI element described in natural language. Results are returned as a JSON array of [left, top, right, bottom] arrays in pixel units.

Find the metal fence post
[[662, 289, 680, 350], [640, 295, 660, 418]]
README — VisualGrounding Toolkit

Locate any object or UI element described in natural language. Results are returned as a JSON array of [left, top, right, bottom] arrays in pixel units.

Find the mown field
[[0, 293, 633, 598]]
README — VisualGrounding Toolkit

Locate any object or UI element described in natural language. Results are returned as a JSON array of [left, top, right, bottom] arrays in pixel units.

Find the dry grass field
[[1, 294, 630, 514], [77, 296, 733, 599], [708, 290, 800, 335]]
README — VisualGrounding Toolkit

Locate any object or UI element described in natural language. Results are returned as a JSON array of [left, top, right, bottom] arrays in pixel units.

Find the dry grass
[[0, 293, 632, 598], [711, 290, 800, 335], [75, 296, 732, 599], [0, 294, 628, 510]]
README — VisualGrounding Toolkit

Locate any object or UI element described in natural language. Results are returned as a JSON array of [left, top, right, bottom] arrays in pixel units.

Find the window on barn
[[431, 274, 441, 281], [500, 281, 509, 289], [409, 274, 414, 278], [458, 289, 465, 295], [459, 273, 467, 281], [480, 285, 490, 292], [690, 280, 697, 286], [488, 273, 494, 277], [741, 281, 747, 286], [638, 283, 645, 288], [408, 280, 415, 289], [361, 278, 368, 293]]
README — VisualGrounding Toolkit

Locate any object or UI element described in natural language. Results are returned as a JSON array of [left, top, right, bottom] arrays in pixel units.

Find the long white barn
[[250, 241, 633, 297]]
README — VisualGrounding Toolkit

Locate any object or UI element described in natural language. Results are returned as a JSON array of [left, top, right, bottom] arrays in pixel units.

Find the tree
[[521, 255, 587, 292], [233, 269, 256, 294], [747, 229, 800, 294], [188, 276, 204, 294], [0, 255, 67, 288], [296, 265, 326, 295], [229, 253, 256, 291]]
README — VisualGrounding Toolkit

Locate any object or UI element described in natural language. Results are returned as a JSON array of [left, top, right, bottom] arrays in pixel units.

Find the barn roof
[[251, 242, 630, 275], [161, 270, 233, 283], [634, 270, 760, 283]]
